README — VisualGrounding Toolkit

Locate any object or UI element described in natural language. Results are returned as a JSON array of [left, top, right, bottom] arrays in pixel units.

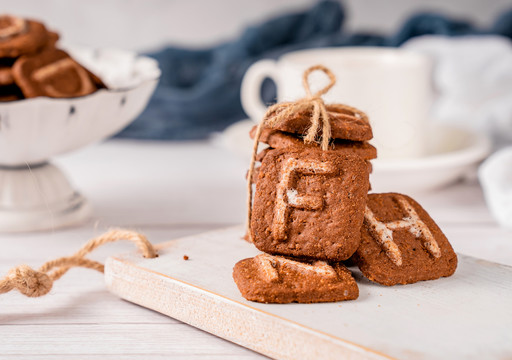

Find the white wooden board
[[105, 226, 512, 360]]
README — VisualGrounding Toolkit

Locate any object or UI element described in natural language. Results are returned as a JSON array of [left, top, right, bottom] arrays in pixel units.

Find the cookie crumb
[[183, 255, 189, 260]]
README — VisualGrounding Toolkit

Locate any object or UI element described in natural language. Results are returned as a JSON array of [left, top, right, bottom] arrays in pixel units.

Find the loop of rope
[[302, 64, 336, 98], [246, 64, 338, 242], [0, 229, 157, 297]]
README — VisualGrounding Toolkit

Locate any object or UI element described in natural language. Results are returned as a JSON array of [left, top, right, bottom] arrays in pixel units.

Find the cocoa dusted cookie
[[366, 160, 373, 174], [12, 49, 97, 98], [255, 147, 373, 175], [265, 104, 372, 141], [250, 126, 377, 160], [353, 193, 457, 286], [251, 147, 369, 261], [0, 57, 16, 86], [255, 147, 272, 162], [43, 31, 59, 50], [0, 16, 49, 58], [0, 66, 13, 85], [233, 253, 358, 303], [246, 165, 260, 183]]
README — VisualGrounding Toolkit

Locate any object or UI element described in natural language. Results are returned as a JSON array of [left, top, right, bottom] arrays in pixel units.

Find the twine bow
[[0, 229, 157, 297], [246, 64, 341, 242], [269, 65, 336, 151]]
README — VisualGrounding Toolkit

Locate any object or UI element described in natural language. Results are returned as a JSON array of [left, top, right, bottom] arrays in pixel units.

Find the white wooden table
[[1, 139, 511, 359]]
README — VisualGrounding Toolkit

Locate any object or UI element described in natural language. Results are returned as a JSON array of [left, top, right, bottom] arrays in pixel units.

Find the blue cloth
[[117, 1, 512, 140]]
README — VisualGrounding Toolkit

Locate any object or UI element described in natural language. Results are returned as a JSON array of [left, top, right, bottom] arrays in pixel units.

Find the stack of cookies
[[248, 105, 377, 181], [0, 14, 105, 102], [233, 66, 457, 304]]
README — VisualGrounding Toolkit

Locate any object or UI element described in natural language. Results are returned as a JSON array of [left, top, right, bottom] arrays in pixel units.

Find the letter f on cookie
[[273, 158, 335, 240]]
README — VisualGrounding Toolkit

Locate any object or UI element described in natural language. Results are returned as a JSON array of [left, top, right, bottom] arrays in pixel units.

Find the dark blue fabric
[[116, 1, 512, 140]]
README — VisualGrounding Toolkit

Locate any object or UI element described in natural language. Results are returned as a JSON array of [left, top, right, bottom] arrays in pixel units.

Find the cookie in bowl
[[0, 14, 106, 101], [0, 15, 50, 58], [13, 49, 99, 98]]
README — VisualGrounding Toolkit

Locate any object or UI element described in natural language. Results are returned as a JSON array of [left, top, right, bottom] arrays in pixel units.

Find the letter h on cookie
[[364, 195, 441, 266], [273, 158, 335, 240]]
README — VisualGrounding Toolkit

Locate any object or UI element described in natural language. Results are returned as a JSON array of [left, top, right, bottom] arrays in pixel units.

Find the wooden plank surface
[[105, 226, 512, 360], [1, 140, 511, 359]]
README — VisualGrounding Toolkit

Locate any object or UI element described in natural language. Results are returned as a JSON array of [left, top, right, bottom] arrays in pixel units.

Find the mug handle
[[241, 59, 279, 122]]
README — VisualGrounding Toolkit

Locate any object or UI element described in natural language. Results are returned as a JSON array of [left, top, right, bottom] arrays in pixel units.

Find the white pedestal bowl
[[0, 47, 160, 232]]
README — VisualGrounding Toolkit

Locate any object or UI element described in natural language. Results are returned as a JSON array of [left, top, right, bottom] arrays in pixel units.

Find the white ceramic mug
[[241, 47, 433, 159]]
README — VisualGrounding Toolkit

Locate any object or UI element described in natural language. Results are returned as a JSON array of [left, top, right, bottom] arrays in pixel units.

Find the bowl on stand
[[0, 47, 160, 232]]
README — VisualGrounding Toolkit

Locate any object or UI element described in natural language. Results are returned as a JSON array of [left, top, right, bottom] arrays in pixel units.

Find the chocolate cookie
[[265, 104, 372, 141], [366, 160, 373, 174], [12, 49, 97, 98], [0, 66, 13, 85], [250, 126, 377, 160], [255, 147, 271, 162], [233, 254, 358, 303], [43, 31, 59, 50], [246, 165, 260, 183], [255, 149, 373, 176], [0, 16, 49, 58], [251, 147, 369, 261], [353, 193, 457, 286]]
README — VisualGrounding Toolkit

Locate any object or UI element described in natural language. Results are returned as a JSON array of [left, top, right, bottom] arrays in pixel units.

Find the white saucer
[[218, 121, 491, 193], [371, 125, 491, 193]]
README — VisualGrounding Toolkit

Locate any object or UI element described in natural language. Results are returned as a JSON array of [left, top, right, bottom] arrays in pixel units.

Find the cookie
[[0, 16, 49, 58], [353, 193, 457, 286], [43, 31, 59, 50], [254, 149, 372, 181], [12, 49, 97, 98], [265, 104, 372, 141], [0, 58, 17, 86], [250, 126, 377, 160], [0, 66, 13, 85], [233, 253, 358, 303], [245, 165, 260, 183], [251, 147, 369, 261], [255, 147, 272, 163], [366, 160, 373, 174]]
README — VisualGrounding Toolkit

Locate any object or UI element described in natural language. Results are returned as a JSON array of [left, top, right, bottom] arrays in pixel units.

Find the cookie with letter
[[233, 254, 359, 303], [353, 193, 457, 286], [12, 49, 98, 98], [251, 147, 369, 261]]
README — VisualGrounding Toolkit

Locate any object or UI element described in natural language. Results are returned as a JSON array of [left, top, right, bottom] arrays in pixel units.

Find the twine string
[[0, 229, 157, 298], [245, 64, 338, 242]]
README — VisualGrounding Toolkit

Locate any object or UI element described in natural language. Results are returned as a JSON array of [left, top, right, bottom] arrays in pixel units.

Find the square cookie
[[233, 254, 359, 303], [265, 104, 373, 141], [251, 147, 369, 261], [250, 126, 377, 160], [353, 193, 458, 286], [13, 49, 97, 98]]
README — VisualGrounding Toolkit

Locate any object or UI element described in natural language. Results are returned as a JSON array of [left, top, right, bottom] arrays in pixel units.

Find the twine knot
[[7, 265, 53, 297], [263, 64, 336, 151], [0, 229, 157, 298]]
